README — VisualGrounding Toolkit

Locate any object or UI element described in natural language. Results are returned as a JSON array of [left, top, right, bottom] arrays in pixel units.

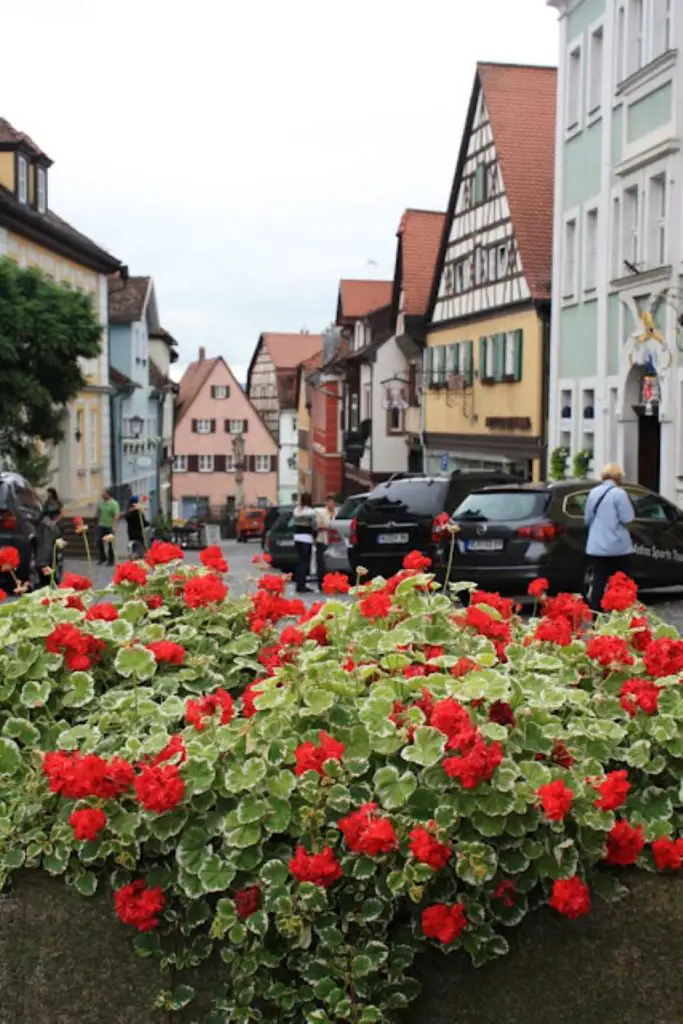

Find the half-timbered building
[[424, 62, 557, 481]]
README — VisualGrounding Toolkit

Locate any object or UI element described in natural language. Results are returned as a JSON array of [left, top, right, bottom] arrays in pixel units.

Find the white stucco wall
[[372, 337, 410, 476], [278, 409, 299, 503]]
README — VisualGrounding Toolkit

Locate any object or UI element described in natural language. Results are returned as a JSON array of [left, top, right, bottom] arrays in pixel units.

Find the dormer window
[[36, 166, 47, 213], [17, 155, 28, 205]]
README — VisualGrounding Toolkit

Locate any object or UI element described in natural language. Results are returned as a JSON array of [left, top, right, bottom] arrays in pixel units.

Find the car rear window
[[337, 495, 367, 519], [0, 482, 10, 507], [271, 512, 293, 532], [359, 479, 450, 520], [454, 490, 550, 522]]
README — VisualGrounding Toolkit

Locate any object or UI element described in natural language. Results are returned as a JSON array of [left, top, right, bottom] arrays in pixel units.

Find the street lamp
[[129, 415, 144, 438], [232, 434, 245, 510]]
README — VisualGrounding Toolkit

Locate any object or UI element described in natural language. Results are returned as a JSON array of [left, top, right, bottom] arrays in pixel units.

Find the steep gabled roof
[[395, 209, 446, 317], [337, 279, 393, 323], [109, 367, 138, 392], [108, 275, 151, 323], [261, 332, 323, 370], [0, 117, 51, 163], [427, 62, 557, 319], [176, 356, 221, 423]]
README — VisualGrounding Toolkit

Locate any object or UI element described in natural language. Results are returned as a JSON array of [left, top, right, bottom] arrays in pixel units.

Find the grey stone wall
[[1, 871, 682, 1024]]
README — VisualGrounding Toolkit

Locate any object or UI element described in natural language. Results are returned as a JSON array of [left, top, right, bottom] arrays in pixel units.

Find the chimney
[[198, 346, 205, 362]]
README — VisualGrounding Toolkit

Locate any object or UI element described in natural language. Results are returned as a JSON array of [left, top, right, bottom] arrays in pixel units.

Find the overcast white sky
[[1, 0, 558, 382]]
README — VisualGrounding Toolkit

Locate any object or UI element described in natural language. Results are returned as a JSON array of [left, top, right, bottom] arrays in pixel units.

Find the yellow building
[[424, 63, 556, 481], [0, 118, 121, 512]]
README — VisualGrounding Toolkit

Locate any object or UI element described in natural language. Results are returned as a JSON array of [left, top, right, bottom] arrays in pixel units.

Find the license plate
[[279, 539, 294, 548], [464, 539, 504, 552], [377, 533, 409, 545]]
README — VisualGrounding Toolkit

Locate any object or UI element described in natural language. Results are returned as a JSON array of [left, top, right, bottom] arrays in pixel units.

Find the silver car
[[323, 493, 370, 576]]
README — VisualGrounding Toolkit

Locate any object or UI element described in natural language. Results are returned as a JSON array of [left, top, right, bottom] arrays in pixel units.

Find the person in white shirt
[[292, 492, 316, 593], [315, 495, 337, 590]]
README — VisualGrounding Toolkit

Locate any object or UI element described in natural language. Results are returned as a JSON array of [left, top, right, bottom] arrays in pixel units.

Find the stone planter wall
[[1, 871, 682, 1024]]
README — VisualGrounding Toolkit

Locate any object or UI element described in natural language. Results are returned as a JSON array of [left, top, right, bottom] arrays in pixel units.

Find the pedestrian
[[262, 503, 280, 550], [315, 494, 337, 590], [43, 487, 63, 524], [584, 463, 635, 612], [125, 495, 148, 559], [292, 491, 316, 593], [97, 489, 120, 566]]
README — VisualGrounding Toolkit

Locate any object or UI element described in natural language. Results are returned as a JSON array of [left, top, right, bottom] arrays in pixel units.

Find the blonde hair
[[601, 463, 624, 484]]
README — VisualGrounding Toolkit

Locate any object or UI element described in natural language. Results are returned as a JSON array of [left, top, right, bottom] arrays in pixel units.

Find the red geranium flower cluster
[[359, 590, 393, 620], [458, 601, 511, 660], [43, 751, 134, 799], [533, 616, 573, 646], [183, 573, 228, 608], [113, 561, 148, 586], [549, 739, 575, 769], [452, 657, 479, 678], [642, 637, 683, 678], [258, 573, 287, 595], [85, 602, 119, 622], [593, 770, 630, 811], [0, 546, 20, 571], [134, 761, 185, 814], [145, 593, 164, 610], [528, 577, 549, 599], [443, 738, 503, 789], [289, 846, 343, 887], [241, 680, 265, 718], [64, 595, 85, 612], [492, 879, 517, 907], [537, 779, 574, 821], [234, 885, 261, 919], [199, 545, 228, 573], [408, 825, 451, 870], [601, 572, 638, 612], [144, 540, 184, 567], [430, 698, 476, 750], [294, 731, 345, 776], [321, 572, 351, 594], [488, 701, 516, 727], [620, 678, 660, 717], [114, 880, 165, 932], [605, 820, 644, 866], [421, 903, 467, 944], [147, 640, 186, 665], [258, 643, 292, 676], [586, 635, 634, 668], [59, 572, 92, 592], [339, 803, 398, 856], [652, 836, 683, 871], [403, 550, 432, 572], [69, 806, 107, 842], [185, 689, 234, 731], [45, 623, 105, 671], [629, 615, 653, 652], [543, 592, 592, 631], [247, 585, 304, 633], [280, 626, 304, 647], [549, 876, 590, 918]]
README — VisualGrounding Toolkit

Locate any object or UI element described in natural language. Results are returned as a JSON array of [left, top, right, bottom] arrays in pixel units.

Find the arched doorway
[[623, 363, 661, 492]]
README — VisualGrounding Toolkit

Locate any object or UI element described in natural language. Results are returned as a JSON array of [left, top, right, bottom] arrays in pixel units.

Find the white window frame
[[213, 384, 228, 399], [623, 184, 640, 266], [651, 0, 672, 58], [565, 38, 583, 137], [610, 195, 622, 279], [36, 166, 47, 213], [646, 171, 667, 268], [387, 407, 404, 434], [587, 20, 604, 121], [17, 156, 28, 204], [225, 453, 235, 472], [583, 203, 599, 294], [196, 418, 212, 434], [504, 332, 516, 377], [626, 0, 645, 78], [173, 454, 187, 472], [255, 455, 270, 473], [562, 212, 579, 302], [198, 455, 214, 473], [228, 419, 244, 434], [615, 2, 626, 85], [353, 321, 364, 350]]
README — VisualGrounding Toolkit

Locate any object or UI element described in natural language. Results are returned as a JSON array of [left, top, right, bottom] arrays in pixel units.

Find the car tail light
[[328, 528, 341, 544], [0, 510, 17, 530], [431, 515, 450, 544], [350, 518, 358, 547], [516, 522, 564, 542]]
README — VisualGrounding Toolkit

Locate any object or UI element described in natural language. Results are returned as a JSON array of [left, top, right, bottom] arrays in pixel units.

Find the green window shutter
[[474, 164, 485, 204], [478, 336, 488, 381], [513, 329, 524, 382], [493, 334, 505, 382], [453, 342, 460, 376], [463, 341, 473, 386]]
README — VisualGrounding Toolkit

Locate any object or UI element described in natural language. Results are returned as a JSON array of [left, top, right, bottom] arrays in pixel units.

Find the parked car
[[349, 471, 521, 579], [266, 506, 326, 575], [0, 472, 43, 584], [262, 504, 294, 550], [324, 493, 370, 577], [236, 507, 266, 543], [434, 479, 683, 597]]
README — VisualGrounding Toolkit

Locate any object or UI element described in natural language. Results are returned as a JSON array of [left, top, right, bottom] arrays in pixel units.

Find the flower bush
[[0, 550, 682, 1021]]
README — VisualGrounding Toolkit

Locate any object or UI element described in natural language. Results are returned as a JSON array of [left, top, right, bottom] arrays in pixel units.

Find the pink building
[[173, 348, 277, 519]]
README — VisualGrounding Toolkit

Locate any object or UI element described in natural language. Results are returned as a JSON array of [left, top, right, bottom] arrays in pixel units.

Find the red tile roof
[[478, 62, 557, 301], [108, 275, 151, 323], [176, 356, 221, 423], [261, 332, 323, 370], [397, 210, 446, 316], [0, 117, 51, 163], [338, 279, 393, 321]]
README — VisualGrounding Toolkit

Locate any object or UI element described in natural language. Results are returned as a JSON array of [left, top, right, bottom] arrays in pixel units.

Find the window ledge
[[561, 296, 579, 308], [615, 49, 678, 98], [564, 123, 583, 142], [582, 287, 598, 302], [608, 264, 672, 292], [586, 107, 602, 128], [614, 136, 680, 177]]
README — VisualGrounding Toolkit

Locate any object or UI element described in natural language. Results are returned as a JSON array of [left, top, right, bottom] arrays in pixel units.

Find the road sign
[[440, 453, 449, 473]]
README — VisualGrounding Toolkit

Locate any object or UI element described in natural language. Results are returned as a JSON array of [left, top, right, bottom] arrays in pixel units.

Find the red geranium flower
[[620, 678, 660, 717], [294, 731, 345, 776], [258, 573, 286, 595], [421, 903, 467, 944], [537, 779, 574, 821], [280, 625, 305, 647], [429, 697, 476, 751], [403, 550, 432, 572], [65, 595, 85, 611], [492, 879, 517, 908], [113, 561, 148, 586], [443, 738, 503, 789], [605, 820, 645, 866], [114, 880, 165, 931], [339, 804, 398, 856], [42, 751, 134, 800], [586, 635, 634, 668], [0, 546, 20, 571], [200, 545, 228, 573], [543, 593, 592, 630], [185, 689, 234, 731], [451, 657, 479, 678], [359, 590, 392, 620], [147, 640, 186, 666], [652, 836, 683, 871], [534, 616, 573, 646], [183, 573, 228, 608], [59, 572, 92, 592], [147, 735, 186, 767], [550, 739, 575, 769], [69, 807, 107, 842], [0, 588, 6, 603], [235, 885, 261, 919], [594, 770, 630, 811], [528, 577, 549, 598], [241, 680, 264, 718], [322, 572, 351, 594], [488, 701, 516, 728], [145, 593, 164, 610], [85, 602, 119, 622], [45, 623, 105, 671], [134, 762, 185, 813], [144, 540, 184, 567], [548, 876, 591, 918], [601, 571, 638, 612], [643, 637, 683, 678], [289, 846, 343, 887], [629, 616, 653, 652], [408, 826, 451, 871]]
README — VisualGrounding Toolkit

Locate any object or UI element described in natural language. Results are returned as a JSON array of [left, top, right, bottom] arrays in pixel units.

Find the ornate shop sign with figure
[[625, 289, 677, 375]]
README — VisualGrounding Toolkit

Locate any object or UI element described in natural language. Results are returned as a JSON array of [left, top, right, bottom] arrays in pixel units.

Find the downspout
[[539, 303, 551, 480], [420, 348, 427, 472]]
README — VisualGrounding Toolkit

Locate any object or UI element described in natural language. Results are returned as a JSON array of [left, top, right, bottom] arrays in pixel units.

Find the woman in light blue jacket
[[584, 463, 635, 611]]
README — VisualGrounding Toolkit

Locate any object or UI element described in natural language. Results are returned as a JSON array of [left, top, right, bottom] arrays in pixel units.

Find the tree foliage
[[0, 256, 103, 462]]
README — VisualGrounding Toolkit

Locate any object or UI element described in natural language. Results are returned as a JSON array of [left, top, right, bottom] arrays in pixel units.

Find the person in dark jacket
[[292, 493, 316, 593], [125, 496, 149, 558]]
